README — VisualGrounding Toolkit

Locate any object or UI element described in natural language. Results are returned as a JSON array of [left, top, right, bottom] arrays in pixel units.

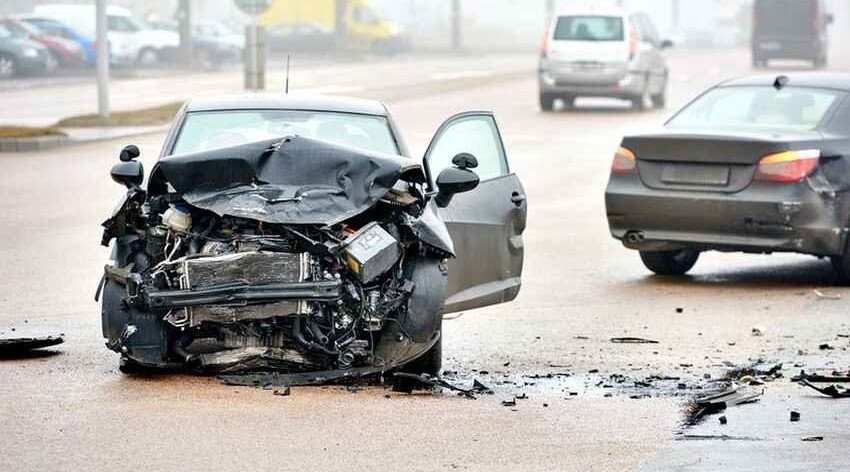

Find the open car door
[[424, 112, 527, 314]]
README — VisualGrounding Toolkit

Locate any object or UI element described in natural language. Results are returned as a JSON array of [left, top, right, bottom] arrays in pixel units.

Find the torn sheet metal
[[153, 136, 423, 226], [800, 379, 850, 398]]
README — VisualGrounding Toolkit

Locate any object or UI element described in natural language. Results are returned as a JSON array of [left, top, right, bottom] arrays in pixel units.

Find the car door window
[[426, 114, 509, 184]]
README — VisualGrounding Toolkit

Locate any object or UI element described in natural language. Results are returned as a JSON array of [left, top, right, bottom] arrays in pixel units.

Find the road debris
[[818, 343, 834, 350], [751, 326, 765, 337], [802, 436, 824, 442], [800, 379, 850, 398], [719, 415, 727, 425], [813, 289, 841, 300], [273, 387, 291, 397], [501, 398, 517, 407], [684, 385, 763, 425], [610, 337, 659, 344], [790, 411, 801, 421], [392, 373, 477, 399], [792, 371, 850, 383], [0, 335, 64, 357], [472, 379, 494, 395]]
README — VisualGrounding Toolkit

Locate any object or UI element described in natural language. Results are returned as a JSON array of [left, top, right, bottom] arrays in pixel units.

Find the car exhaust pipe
[[625, 231, 645, 244]]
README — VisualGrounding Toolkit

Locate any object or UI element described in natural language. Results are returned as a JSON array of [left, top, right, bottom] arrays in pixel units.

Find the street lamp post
[[95, 0, 109, 119]]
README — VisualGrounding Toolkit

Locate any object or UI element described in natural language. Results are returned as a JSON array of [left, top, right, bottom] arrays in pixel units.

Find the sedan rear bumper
[[605, 174, 848, 256]]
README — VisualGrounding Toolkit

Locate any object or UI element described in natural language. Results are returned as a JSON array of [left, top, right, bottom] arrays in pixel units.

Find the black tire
[[118, 356, 145, 374], [651, 85, 667, 109], [830, 251, 850, 284], [400, 332, 442, 377], [0, 54, 17, 80], [540, 93, 556, 112], [631, 76, 652, 111], [639, 249, 699, 276]]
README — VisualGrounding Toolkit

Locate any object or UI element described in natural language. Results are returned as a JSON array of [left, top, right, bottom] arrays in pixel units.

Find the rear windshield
[[553, 16, 624, 42], [668, 86, 842, 131], [755, 0, 818, 35]]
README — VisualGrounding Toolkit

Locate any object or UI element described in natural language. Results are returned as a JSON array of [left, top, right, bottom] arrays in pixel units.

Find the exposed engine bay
[[99, 137, 454, 379]]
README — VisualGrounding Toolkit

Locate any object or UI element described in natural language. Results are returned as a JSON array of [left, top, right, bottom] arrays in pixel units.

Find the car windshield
[[667, 86, 842, 131], [554, 16, 624, 41], [172, 110, 400, 156]]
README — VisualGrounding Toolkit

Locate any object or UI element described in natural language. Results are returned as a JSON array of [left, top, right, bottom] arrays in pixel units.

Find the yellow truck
[[258, 0, 410, 54]]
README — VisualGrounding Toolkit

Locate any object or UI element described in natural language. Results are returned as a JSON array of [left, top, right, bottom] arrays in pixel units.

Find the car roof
[[184, 93, 390, 116], [720, 73, 850, 92], [555, 7, 628, 18]]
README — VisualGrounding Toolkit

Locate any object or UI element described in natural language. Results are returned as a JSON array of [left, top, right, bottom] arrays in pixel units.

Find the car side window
[[426, 115, 509, 184]]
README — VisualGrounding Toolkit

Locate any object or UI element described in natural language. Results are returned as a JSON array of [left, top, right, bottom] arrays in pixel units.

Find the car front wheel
[[639, 249, 699, 276], [540, 93, 556, 112]]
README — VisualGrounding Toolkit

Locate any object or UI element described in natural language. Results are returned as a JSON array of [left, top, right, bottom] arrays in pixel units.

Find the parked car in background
[[147, 19, 242, 69], [606, 73, 850, 280], [752, 0, 832, 68], [33, 4, 178, 67], [193, 20, 244, 51], [538, 7, 671, 112], [16, 16, 96, 67], [267, 22, 336, 55], [0, 21, 52, 79], [0, 18, 84, 68]]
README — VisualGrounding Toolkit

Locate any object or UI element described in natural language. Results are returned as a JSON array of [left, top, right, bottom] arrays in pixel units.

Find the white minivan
[[33, 4, 179, 67], [539, 8, 672, 111]]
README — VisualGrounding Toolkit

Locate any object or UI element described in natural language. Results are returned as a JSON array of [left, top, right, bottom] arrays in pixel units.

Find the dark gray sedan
[[606, 73, 850, 280]]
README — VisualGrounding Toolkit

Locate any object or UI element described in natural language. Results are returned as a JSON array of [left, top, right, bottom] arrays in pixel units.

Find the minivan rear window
[[668, 86, 842, 131], [553, 16, 624, 42], [755, 0, 818, 36]]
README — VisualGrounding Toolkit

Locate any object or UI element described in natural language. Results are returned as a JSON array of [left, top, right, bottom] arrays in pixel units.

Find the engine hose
[[292, 316, 338, 356], [172, 332, 197, 363]]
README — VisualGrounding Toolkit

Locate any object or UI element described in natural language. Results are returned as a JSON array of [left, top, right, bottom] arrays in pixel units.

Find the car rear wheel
[[639, 249, 699, 276], [540, 93, 556, 112], [137, 48, 159, 68], [651, 83, 667, 109], [0, 54, 16, 80], [632, 77, 653, 111]]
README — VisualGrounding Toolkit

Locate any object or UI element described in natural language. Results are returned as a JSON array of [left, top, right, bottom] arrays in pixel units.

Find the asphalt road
[[2, 49, 850, 471]]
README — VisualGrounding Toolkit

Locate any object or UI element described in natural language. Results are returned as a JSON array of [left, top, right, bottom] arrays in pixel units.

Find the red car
[[0, 18, 84, 67]]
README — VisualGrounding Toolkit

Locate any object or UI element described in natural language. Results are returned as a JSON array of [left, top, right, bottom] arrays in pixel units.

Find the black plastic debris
[[0, 335, 64, 357], [501, 398, 517, 407], [800, 379, 850, 398], [472, 379, 494, 395], [610, 337, 659, 344], [802, 436, 824, 442], [792, 371, 850, 383], [392, 372, 477, 399], [719, 416, 728, 425], [790, 411, 801, 422], [819, 343, 835, 351]]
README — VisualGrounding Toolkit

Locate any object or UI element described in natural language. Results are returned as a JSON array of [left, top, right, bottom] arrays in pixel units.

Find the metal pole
[[178, 0, 193, 63], [96, 0, 110, 118], [671, 0, 680, 28], [451, 0, 461, 52]]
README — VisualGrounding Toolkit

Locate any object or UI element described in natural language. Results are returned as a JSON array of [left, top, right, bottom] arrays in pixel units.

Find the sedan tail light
[[611, 146, 637, 174], [754, 149, 820, 183]]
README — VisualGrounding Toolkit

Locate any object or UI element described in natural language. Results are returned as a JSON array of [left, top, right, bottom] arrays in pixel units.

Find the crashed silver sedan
[[97, 94, 527, 383]]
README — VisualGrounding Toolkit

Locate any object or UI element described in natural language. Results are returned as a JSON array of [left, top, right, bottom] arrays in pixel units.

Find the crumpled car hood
[[153, 136, 422, 225]]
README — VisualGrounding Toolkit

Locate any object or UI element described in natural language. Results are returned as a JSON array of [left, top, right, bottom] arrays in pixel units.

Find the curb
[[0, 135, 69, 154]]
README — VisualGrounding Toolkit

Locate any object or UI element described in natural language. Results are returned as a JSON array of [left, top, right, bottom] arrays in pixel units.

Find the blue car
[[17, 17, 96, 67]]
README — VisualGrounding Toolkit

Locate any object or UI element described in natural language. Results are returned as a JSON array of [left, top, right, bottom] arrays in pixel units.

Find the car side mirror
[[434, 153, 480, 208], [119, 144, 140, 162], [660, 39, 674, 50], [112, 145, 143, 188], [111, 161, 144, 188]]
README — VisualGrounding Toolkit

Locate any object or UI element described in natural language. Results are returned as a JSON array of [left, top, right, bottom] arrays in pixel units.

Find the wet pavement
[[2, 49, 850, 471]]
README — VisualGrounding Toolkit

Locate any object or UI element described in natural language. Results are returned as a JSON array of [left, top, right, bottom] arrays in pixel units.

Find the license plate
[[661, 164, 730, 186]]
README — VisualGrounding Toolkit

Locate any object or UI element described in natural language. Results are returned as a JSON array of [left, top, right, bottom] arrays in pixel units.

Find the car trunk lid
[[623, 128, 823, 192]]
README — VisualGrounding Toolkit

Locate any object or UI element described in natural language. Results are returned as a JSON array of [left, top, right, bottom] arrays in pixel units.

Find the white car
[[538, 7, 672, 111], [33, 4, 179, 67]]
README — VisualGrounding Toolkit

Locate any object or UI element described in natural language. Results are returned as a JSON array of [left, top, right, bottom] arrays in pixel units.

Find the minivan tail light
[[611, 146, 637, 174], [754, 149, 820, 183], [628, 27, 638, 60]]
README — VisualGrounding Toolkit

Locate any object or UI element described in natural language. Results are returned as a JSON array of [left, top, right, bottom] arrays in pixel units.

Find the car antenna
[[285, 54, 291, 94], [773, 75, 789, 90]]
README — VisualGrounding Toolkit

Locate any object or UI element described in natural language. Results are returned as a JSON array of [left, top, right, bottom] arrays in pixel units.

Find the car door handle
[[511, 193, 526, 206]]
